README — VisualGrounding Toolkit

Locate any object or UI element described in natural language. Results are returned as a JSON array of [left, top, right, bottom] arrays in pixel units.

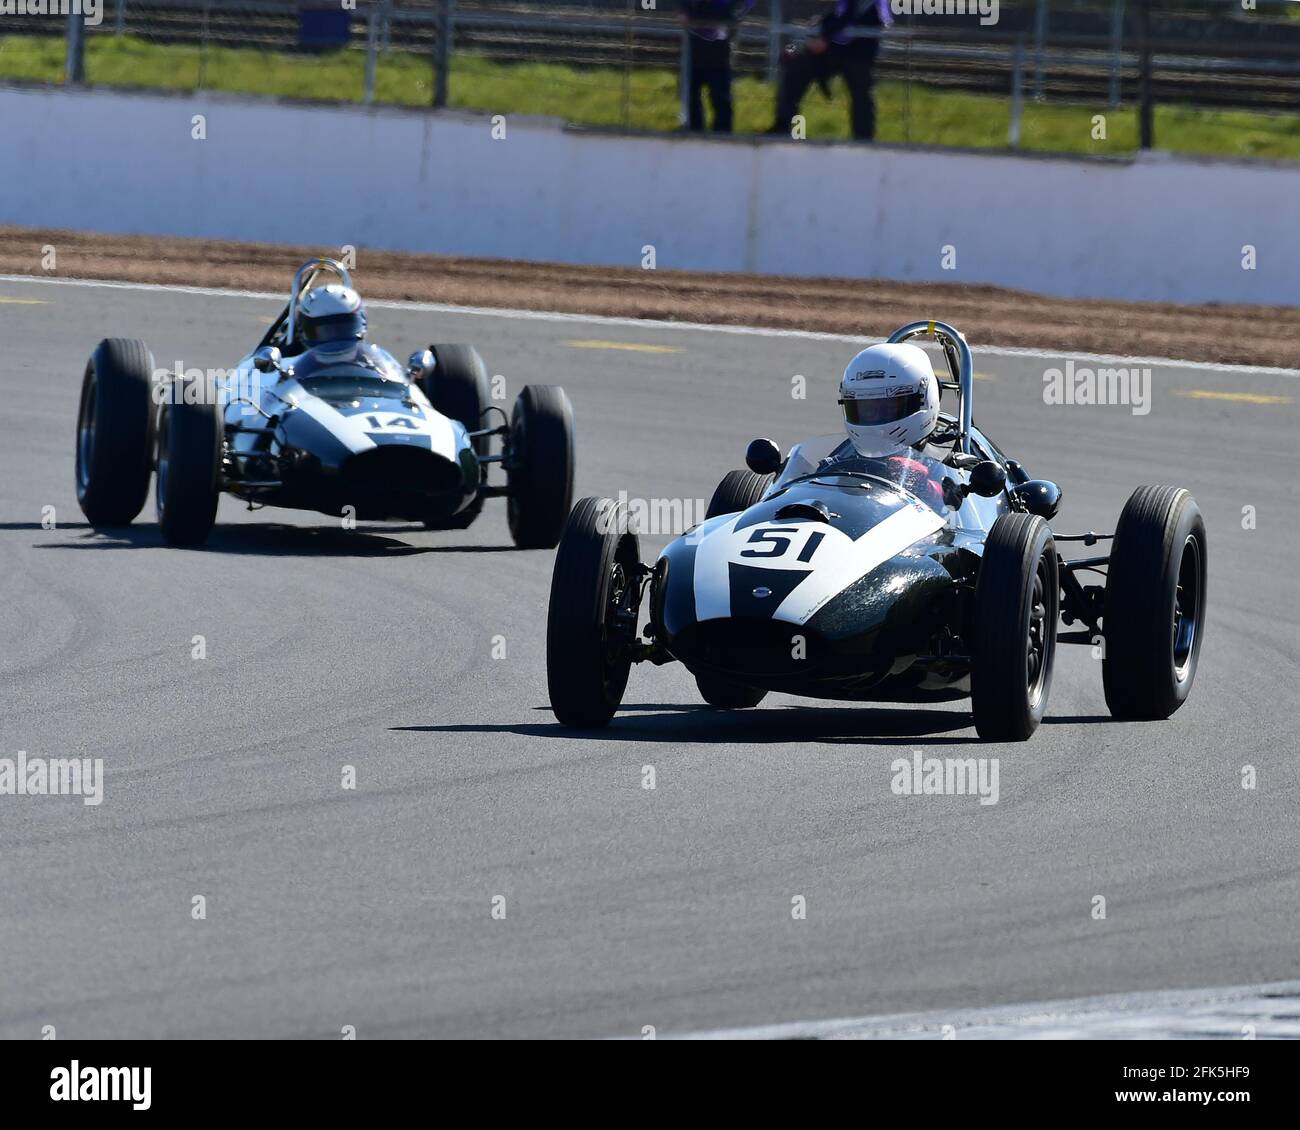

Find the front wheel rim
[[1172, 533, 1202, 682], [600, 560, 630, 696], [155, 409, 170, 516], [506, 414, 526, 528], [76, 371, 97, 495], [1026, 557, 1051, 709]]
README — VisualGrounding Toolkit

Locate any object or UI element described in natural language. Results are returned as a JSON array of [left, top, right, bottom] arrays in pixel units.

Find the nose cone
[[665, 549, 958, 691], [656, 481, 952, 674], [685, 488, 947, 628]]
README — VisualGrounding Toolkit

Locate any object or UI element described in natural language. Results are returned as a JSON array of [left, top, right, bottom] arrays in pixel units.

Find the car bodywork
[[220, 259, 481, 524], [653, 429, 1010, 703], [76, 256, 575, 550], [646, 320, 1054, 703]]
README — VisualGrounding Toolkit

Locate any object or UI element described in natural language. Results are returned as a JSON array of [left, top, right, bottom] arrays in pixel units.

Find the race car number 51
[[739, 527, 825, 562]]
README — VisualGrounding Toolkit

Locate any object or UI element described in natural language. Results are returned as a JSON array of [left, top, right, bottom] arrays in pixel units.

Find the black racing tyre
[[1102, 486, 1207, 721], [75, 338, 157, 527], [970, 513, 1058, 741], [421, 344, 491, 530], [422, 344, 491, 457], [507, 384, 575, 549], [695, 673, 767, 709], [705, 468, 774, 520], [547, 497, 641, 727], [155, 377, 221, 547]]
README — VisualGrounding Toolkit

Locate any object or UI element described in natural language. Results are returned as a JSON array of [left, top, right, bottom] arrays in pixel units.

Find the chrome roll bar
[[285, 258, 354, 349], [886, 320, 974, 456]]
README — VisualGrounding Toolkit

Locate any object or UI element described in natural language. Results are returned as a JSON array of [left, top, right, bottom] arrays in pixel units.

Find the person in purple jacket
[[771, 0, 892, 141], [679, 1, 754, 133]]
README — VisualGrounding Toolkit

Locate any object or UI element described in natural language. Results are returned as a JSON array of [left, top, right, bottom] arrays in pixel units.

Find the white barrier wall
[[1, 83, 1295, 305]]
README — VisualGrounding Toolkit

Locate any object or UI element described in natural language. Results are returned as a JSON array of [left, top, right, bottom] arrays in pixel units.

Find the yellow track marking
[[563, 339, 683, 354], [1177, 389, 1293, 406], [0, 297, 47, 305]]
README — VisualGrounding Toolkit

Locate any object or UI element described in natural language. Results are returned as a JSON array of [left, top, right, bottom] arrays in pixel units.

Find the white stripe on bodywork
[[692, 513, 744, 623], [691, 503, 945, 626], [286, 383, 460, 462], [774, 504, 945, 624]]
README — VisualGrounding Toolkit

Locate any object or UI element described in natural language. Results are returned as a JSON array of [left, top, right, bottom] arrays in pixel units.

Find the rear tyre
[[156, 377, 221, 547], [507, 385, 575, 549], [421, 344, 491, 530], [547, 497, 641, 727], [75, 338, 157, 527], [695, 673, 767, 709], [970, 513, 1058, 741], [706, 468, 773, 520], [1102, 486, 1206, 720]]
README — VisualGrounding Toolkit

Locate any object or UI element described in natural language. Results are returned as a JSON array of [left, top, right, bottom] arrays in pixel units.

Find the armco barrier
[[0, 83, 1293, 305]]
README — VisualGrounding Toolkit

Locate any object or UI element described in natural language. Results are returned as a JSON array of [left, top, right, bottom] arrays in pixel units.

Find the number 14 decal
[[366, 414, 420, 430], [739, 526, 825, 562]]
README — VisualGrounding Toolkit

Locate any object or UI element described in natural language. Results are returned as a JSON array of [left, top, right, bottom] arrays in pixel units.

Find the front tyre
[[547, 497, 641, 727], [420, 344, 491, 530], [507, 385, 575, 549], [156, 378, 221, 547], [970, 513, 1058, 741], [1102, 486, 1206, 720], [75, 338, 157, 526], [705, 468, 774, 520], [421, 344, 491, 454]]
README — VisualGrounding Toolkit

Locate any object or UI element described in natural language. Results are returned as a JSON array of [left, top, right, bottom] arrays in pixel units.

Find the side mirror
[[1009, 479, 1062, 520], [745, 437, 782, 476], [408, 349, 435, 379], [967, 460, 1007, 498], [1005, 459, 1031, 486], [252, 345, 282, 374]]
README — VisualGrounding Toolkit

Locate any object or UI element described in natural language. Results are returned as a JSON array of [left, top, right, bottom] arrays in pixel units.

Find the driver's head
[[299, 284, 367, 346], [838, 343, 939, 457]]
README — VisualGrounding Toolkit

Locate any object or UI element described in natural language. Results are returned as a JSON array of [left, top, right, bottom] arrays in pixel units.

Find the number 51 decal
[[739, 526, 825, 562]]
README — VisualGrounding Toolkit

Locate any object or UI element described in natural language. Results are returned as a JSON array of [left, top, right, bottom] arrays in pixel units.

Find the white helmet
[[839, 343, 940, 457], [299, 284, 367, 346]]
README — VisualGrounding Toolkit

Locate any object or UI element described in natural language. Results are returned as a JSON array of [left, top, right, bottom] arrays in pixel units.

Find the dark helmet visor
[[302, 310, 366, 344], [840, 392, 923, 426]]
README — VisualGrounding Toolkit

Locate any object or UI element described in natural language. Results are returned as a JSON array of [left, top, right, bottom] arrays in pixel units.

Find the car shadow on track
[[3, 521, 515, 557], [396, 702, 983, 745], [1041, 715, 1118, 725]]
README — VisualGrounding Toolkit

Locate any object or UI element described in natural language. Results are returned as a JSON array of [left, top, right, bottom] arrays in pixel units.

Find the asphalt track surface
[[1, 276, 1297, 1039]]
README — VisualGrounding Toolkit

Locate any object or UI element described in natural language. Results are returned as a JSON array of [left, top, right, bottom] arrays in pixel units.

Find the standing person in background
[[771, 1, 893, 141], [679, 1, 754, 134]]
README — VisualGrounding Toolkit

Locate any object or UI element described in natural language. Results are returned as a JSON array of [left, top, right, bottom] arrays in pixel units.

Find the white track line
[[3, 272, 1297, 378], [668, 980, 1300, 1040]]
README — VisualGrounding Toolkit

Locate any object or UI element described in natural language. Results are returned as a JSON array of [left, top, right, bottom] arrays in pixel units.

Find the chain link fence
[[3, 2, 1300, 154]]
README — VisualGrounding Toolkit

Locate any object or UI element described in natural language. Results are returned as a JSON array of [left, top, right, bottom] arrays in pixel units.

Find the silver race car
[[75, 258, 575, 548]]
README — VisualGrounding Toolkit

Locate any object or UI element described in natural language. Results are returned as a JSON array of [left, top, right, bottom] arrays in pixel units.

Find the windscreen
[[773, 435, 949, 513], [288, 344, 411, 399], [297, 368, 411, 403]]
